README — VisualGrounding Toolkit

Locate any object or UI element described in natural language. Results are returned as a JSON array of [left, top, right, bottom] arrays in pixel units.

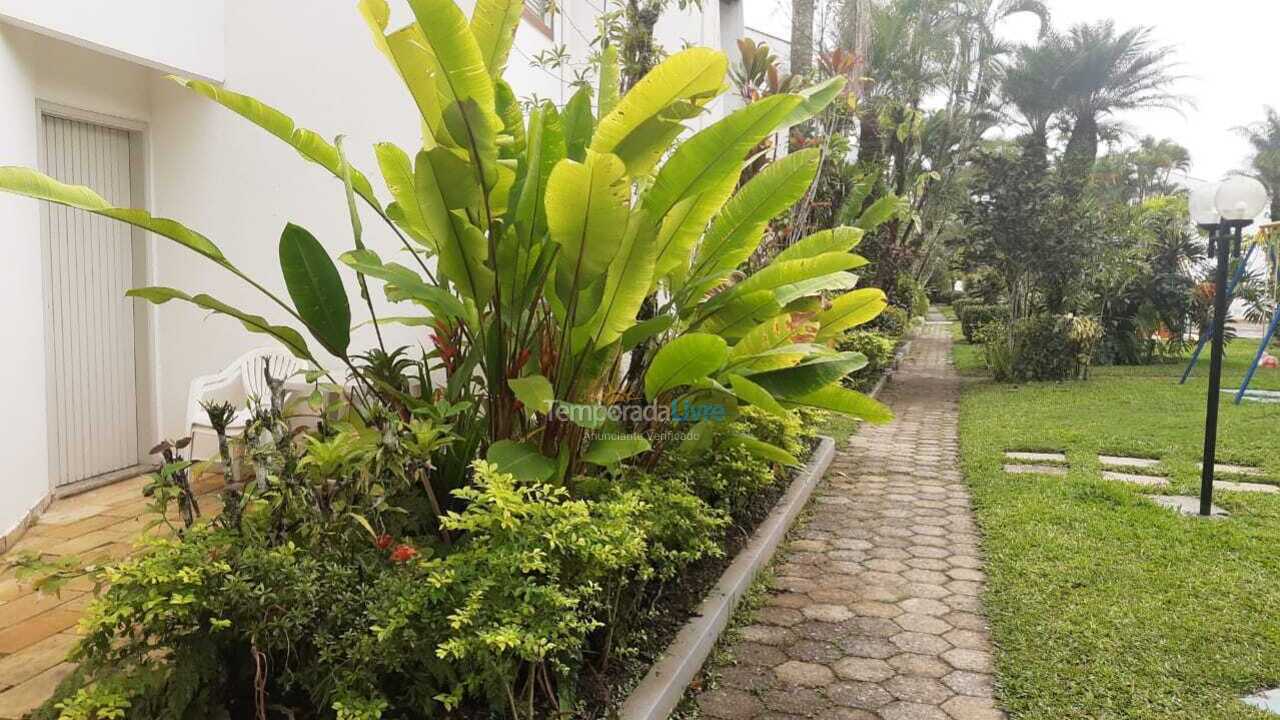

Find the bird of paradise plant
[[0, 0, 891, 503]]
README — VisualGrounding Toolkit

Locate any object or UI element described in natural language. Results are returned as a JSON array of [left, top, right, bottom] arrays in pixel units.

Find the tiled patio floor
[[0, 472, 224, 718]]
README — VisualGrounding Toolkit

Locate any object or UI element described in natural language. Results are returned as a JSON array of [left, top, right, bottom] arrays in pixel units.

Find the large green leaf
[[470, 0, 523, 79], [780, 76, 847, 128], [726, 434, 800, 466], [621, 314, 675, 351], [508, 375, 555, 414], [591, 47, 728, 175], [815, 288, 888, 341], [856, 194, 905, 231], [597, 44, 620, 117], [773, 271, 862, 306], [745, 352, 868, 398], [513, 103, 567, 245], [172, 78, 378, 206], [408, 0, 495, 116], [644, 94, 802, 219], [697, 291, 783, 339], [774, 227, 865, 264], [654, 171, 738, 282], [582, 436, 651, 466], [685, 149, 820, 288], [359, 0, 445, 142], [0, 167, 230, 267], [721, 252, 866, 303], [546, 152, 630, 290], [562, 87, 595, 163], [645, 333, 729, 401], [279, 224, 351, 356], [784, 384, 893, 423], [444, 99, 499, 190], [127, 287, 311, 360], [727, 373, 788, 417], [374, 143, 433, 246], [579, 211, 658, 349], [729, 315, 800, 362], [416, 152, 493, 302], [487, 440, 556, 481], [339, 249, 467, 319], [494, 80, 526, 154]]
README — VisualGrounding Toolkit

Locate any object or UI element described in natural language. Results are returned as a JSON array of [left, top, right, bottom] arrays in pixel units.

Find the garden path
[[693, 322, 1004, 720], [0, 473, 225, 718]]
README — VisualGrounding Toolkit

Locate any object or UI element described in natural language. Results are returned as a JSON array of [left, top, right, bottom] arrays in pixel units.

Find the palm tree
[[1001, 36, 1069, 164], [1134, 136, 1190, 200], [948, 0, 1050, 131], [1057, 21, 1183, 195], [791, 0, 815, 76], [1234, 106, 1280, 222]]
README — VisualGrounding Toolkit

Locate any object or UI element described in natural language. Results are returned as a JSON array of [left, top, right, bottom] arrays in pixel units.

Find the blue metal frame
[[1180, 243, 1258, 384], [1234, 243, 1280, 403]]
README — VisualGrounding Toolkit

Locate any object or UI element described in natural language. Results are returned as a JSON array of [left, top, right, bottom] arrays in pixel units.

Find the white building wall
[[0, 0, 225, 81], [0, 23, 154, 534], [0, 0, 734, 535]]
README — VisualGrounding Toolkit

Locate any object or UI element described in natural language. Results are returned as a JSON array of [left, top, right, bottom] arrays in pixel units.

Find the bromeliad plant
[[0, 0, 890, 496]]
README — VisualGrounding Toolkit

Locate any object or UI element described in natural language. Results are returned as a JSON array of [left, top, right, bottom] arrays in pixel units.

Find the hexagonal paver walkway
[[695, 322, 1003, 720]]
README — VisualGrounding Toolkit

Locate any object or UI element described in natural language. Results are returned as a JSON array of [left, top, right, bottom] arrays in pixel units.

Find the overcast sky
[[743, 0, 1278, 185]]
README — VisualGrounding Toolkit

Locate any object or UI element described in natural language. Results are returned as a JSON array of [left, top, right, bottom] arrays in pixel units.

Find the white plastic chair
[[185, 348, 312, 461]]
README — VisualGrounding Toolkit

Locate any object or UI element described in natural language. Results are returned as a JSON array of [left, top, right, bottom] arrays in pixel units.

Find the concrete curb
[[617, 435, 837, 720]]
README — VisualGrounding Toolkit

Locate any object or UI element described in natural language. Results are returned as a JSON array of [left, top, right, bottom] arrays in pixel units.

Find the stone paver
[[1003, 463, 1066, 476], [1101, 470, 1168, 487], [1202, 463, 1264, 477], [1217, 481, 1280, 494], [0, 472, 225, 719], [696, 322, 1004, 719], [1147, 495, 1228, 518], [1003, 451, 1065, 463], [1098, 455, 1160, 469]]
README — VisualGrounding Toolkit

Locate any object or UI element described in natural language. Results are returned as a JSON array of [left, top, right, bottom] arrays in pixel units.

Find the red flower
[[375, 533, 393, 550], [389, 544, 418, 563]]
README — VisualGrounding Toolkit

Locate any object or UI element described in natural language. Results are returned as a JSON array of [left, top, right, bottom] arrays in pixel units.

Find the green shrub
[[894, 273, 930, 318], [952, 296, 978, 321], [974, 321, 1013, 382], [1007, 315, 1075, 381], [28, 401, 822, 720], [974, 314, 1102, 384], [615, 473, 728, 582], [960, 304, 1010, 343], [872, 305, 911, 339], [838, 330, 897, 391]]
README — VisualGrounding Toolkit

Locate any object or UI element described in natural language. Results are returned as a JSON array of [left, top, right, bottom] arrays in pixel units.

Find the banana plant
[[0, 0, 891, 487]]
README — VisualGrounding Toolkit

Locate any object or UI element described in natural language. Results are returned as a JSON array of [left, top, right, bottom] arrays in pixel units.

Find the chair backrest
[[239, 349, 304, 403]]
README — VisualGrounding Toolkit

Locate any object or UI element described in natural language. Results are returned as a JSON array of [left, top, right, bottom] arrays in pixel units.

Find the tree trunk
[[790, 0, 814, 77], [621, 0, 663, 91], [1061, 112, 1099, 199]]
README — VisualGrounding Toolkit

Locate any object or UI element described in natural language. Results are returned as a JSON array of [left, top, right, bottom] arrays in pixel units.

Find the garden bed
[[608, 436, 835, 720]]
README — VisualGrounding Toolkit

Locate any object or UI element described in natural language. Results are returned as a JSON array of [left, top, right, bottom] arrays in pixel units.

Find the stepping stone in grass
[[1099, 455, 1160, 469], [1004, 464, 1067, 476], [1102, 470, 1168, 487], [1146, 495, 1228, 518], [1004, 451, 1067, 463], [1243, 688, 1280, 714], [1216, 481, 1280, 494], [1200, 463, 1264, 477]]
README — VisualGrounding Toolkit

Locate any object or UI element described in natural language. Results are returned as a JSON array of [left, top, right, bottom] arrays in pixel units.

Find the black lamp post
[[1190, 176, 1269, 516]]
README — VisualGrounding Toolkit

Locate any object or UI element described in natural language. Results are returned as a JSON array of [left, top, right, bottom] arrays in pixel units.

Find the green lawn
[[957, 331, 1280, 719]]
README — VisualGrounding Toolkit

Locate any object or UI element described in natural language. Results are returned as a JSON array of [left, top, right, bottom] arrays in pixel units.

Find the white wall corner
[[0, 1, 225, 82]]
